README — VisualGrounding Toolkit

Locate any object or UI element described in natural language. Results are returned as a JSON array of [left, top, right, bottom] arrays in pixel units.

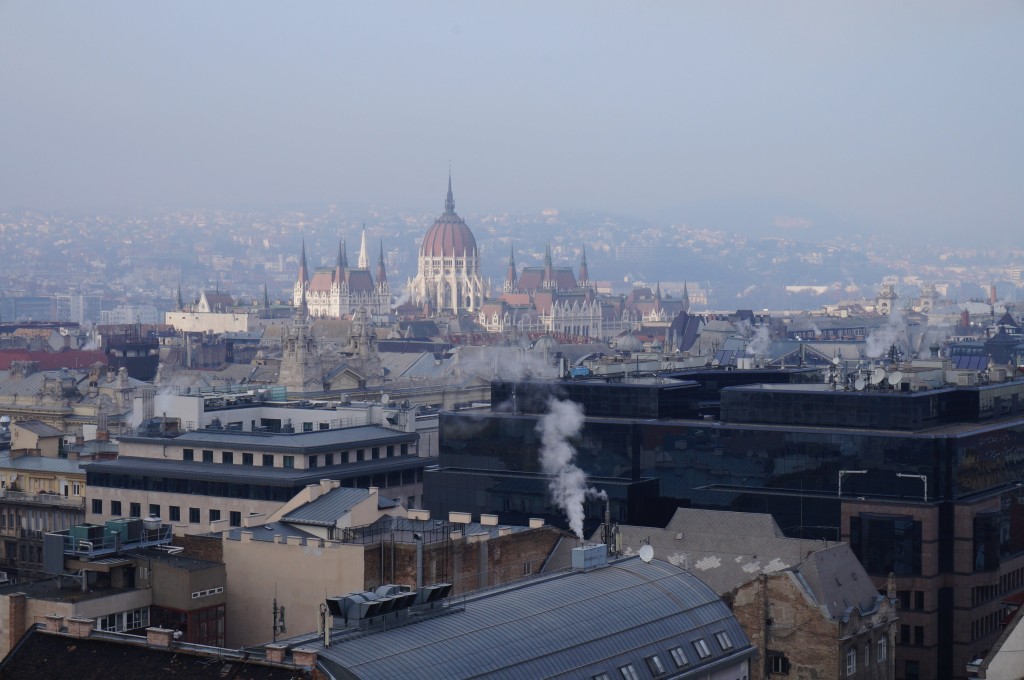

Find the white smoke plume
[[537, 398, 604, 540], [746, 324, 771, 357], [866, 304, 905, 359]]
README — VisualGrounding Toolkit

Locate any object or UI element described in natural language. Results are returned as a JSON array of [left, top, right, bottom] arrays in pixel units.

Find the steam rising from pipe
[[537, 398, 606, 540]]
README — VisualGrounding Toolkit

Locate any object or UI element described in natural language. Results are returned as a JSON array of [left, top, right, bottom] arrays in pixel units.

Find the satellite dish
[[871, 368, 886, 385], [638, 544, 654, 563], [854, 377, 866, 391], [380, 393, 390, 405], [832, 357, 841, 365], [889, 371, 904, 386]]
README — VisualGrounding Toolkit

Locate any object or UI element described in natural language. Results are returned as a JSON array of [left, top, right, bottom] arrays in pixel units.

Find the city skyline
[[0, 2, 1021, 244]]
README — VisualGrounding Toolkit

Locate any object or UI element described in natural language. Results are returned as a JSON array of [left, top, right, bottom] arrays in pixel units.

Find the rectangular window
[[92, 499, 103, 514], [111, 500, 122, 516], [401, 443, 408, 456], [342, 451, 350, 464], [900, 624, 911, 645], [357, 449, 365, 462], [303, 421, 313, 432], [209, 509, 221, 522], [693, 639, 711, 659], [767, 651, 790, 674], [877, 636, 887, 661], [714, 631, 733, 650], [183, 448, 194, 461], [222, 451, 233, 464], [846, 649, 856, 675], [148, 504, 160, 518], [387, 445, 395, 457], [129, 502, 141, 518], [202, 450, 213, 463], [283, 456, 294, 469], [669, 647, 688, 667], [618, 665, 639, 680], [864, 644, 870, 666], [169, 506, 181, 522], [914, 626, 924, 646], [263, 454, 274, 467], [592, 675, 610, 680], [372, 447, 380, 459], [242, 453, 253, 466], [325, 453, 334, 466], [73, 482, 81, 496], [915, 590, 925, 610], [189, 507, 200, 523], [644, 655, 666, 676], [309, 455, 318, 469], [230, 511, 241, 527]]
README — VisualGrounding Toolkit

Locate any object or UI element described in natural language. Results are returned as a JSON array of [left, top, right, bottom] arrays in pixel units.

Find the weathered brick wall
[[174, 534, 223, 563]]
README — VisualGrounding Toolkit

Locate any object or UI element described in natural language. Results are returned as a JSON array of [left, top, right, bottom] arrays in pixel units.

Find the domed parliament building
[[407, 176, 487, 314]]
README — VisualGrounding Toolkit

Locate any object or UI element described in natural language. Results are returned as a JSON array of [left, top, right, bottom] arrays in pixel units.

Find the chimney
[[265, 643, 287, 664], [292, 648, 318, 668], [66, 617, 95, 638], [44, 614, 64, 633], [145, 627, 175, 648]]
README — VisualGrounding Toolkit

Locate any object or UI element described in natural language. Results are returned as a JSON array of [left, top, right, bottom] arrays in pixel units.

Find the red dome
[[420, 176, 478, 258]]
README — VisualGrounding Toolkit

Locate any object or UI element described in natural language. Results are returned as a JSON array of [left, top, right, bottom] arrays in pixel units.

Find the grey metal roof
[[12, 419, 64, 437], [118, 424, 415, 454], [84, 454, 426, 486], [0, 451, 88, 474], [311, 557, 752, 679], [282, 487, 373, 526], [222, 521, 319, 543]]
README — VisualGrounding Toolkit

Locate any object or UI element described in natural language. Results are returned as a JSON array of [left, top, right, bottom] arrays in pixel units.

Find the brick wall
[[174, 533, 223, 563]]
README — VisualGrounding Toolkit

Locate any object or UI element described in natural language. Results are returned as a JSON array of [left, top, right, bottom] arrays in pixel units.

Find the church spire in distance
[[358, 224, 369, 269], [445, 171, 455, 214]]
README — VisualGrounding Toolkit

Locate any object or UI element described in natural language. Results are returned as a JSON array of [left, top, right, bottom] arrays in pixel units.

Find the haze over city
[[2, 1, 1022, 244]]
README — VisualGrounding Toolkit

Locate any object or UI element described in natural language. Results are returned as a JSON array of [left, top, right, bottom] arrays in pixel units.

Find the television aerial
[[638, 544, 655, 563]]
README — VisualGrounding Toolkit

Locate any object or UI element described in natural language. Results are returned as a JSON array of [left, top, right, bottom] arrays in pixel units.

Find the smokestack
[[990, 284, 997, 305]]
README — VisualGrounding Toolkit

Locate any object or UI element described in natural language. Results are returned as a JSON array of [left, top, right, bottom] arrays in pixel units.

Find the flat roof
[[118, 424, 416, 454], [85, 455, 427, 486]]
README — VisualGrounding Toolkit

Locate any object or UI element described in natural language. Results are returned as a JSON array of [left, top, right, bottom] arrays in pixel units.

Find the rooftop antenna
[[638, 544, 654, 563]]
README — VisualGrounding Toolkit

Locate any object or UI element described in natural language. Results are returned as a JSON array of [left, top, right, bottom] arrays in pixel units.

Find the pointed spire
[[578, 244, 589, 287], [358, 224, 369, 269], [176, 284, 184, 311], [445, 172, 455, 214], [505, 244, 518, 293], [338, 239, 349, 269], [263, 283, 270, 310], [682, 281, 690, 313], [544, 243, 554, 289], [376, 240, 388, 283], [298, 238, 309, 283], [654, 281, 663, 312]]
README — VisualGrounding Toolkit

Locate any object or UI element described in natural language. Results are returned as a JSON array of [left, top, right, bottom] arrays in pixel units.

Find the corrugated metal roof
[[313, 557, 752, 679], [222, 521, 318, 543], [12, 420, 64, 437], [282, 488, 371, 526], [0, 452, 88, 474]]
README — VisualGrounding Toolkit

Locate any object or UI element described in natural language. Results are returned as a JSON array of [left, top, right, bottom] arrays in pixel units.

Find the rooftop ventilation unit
[[572, 543, 609, 571]]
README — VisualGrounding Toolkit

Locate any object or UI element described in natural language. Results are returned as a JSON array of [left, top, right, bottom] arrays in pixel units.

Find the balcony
[[48, 522, 173, 559], [0, 489, 86, 510]]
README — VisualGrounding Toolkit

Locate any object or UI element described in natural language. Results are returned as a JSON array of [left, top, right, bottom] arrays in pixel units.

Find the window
[[189, 507, 200, 523], [357, 449, 364, 462], [387, 444, 395, 457], [283, 456, 295, 469], [92, 499, 103, 514], [129, 502, 141, 518], [693, 639, 711, 659], [914, 590, 925, 610], [864, 644, 870, 666], [372, 447, 380, 459], [846, 648, 856, 675], [263, 454, 274, 467], [899, 624, 911, 645], [914, 626, 924, 646], [169, 506, 181, 522], [644, 655, 666, 676], [850, 514, 922, 575], [230, 511, 241, 527], [303, 421, 313, 432], [767, 651, 790, 674], [73, 482, 81, 496], [149, 504, 160, 518], [618, 664, 640, 680], [242, 453, 253, 466], [714, 631, 733, 650], [407, 496, 416, 509], [401, 443, 409, 456], [877, 636, 887, 661], [905, 659, 920, 680], [222, 451, 233, 464], [111, 500, 122, 516], [202, 450, 214, 463], [209, 509, 221, 522], [183, 448, 194, 461], [325, 453, 334, 466], [592, 674, 610, 680], [342, 451, 350, 464], [669, 647, 688, 667], [309, 455, 318, 469]]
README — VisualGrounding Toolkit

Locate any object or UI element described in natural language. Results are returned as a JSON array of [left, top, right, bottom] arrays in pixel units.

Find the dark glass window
[[149, 504, 160, 517], [229, 511, 241, 527], [242, 453, 253, 465], [183, 449, 194, 462], [202, 450, 213, 463], [263, 454, 274, 467], [111, 500, 122, 516], [850, 514, 922, 575], [209, 509, 221, 522], [309, 455, 318, 469], [222, 451, 233, 464], [169, 506, 181, 522], [189, 507, 200, 523], [92, 499, 102, 514]]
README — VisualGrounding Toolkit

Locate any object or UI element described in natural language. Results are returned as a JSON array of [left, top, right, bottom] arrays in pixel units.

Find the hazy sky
[[1, 2, 1022, 241]]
